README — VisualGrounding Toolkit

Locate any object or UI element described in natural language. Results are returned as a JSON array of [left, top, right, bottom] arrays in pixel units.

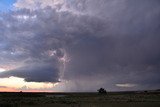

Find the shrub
[[97, 88, 107, 94]]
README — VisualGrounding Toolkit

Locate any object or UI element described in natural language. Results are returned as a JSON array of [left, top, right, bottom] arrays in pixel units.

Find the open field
[[0, 91, 160, 107]]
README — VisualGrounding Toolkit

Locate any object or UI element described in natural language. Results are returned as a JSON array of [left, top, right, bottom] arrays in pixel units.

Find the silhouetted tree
[[97, 88, 107, 94], [156, 89, 160, 91]]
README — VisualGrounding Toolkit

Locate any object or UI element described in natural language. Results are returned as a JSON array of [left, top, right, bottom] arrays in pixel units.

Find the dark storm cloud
[[0, 0, 160, 91], [63, 0, 160, 91], [0, 7, 67, 82], [0, 62, 60, 82]]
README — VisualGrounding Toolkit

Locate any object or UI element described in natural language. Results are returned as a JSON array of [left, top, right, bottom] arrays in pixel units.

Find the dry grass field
[[0, 91, 160, 107]]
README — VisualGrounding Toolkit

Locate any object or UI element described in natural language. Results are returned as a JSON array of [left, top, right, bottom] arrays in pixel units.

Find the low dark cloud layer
[[0, 0, 160, 91], [0, 62, 60, 82]]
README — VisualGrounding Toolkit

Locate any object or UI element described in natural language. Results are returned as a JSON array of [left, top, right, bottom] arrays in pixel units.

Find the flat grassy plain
[[0, 91, 160, 107]]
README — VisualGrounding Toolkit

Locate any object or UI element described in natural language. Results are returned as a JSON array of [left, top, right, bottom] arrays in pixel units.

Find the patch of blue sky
[[0, 0, 16, 12]]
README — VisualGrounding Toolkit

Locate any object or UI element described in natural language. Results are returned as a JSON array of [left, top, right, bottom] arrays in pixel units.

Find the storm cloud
[[0, 0, 160, 91]]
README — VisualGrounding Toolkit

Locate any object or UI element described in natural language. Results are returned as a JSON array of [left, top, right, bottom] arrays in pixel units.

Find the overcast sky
[[0, 0, 160, 92]]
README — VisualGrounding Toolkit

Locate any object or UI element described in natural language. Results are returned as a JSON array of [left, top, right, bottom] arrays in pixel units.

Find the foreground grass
[[0, 91, 160, 107]]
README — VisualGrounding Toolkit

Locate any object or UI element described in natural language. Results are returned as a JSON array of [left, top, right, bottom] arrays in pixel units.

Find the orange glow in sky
[[0, 76, 56, 92], [0, 87, 17, 92]]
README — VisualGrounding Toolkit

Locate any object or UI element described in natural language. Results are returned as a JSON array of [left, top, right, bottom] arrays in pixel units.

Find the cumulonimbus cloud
[[0, 0, 160, 91]]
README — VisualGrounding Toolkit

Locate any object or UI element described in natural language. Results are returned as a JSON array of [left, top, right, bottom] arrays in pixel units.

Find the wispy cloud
[[116, 83, 137, 88]]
